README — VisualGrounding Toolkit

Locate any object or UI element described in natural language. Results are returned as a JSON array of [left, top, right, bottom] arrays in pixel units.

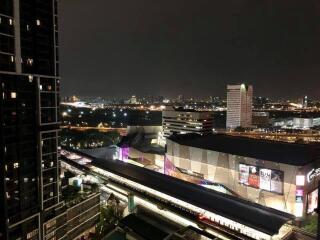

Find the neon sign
[[307, 168, 320, 183]]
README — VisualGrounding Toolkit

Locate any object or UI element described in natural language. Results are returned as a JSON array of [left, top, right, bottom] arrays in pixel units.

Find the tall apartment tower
[[226, 84, 253, 129], [0, 1, 61, 239], [302, 95, 308, 108]]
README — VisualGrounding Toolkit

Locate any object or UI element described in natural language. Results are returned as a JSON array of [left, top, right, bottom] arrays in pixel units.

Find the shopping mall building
[[166, 134, 320, 217]]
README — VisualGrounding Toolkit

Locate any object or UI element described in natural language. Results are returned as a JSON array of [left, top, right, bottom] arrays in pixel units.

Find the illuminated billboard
[[248, 166, 259, 188], [259, 168, 271, 191], [239, 163, 284, 194], [271, 170, 284, 193], [307, 188, 318, 214], [239, 164, 249, 185]]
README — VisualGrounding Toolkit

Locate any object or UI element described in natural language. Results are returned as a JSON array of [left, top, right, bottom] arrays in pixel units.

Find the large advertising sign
[[248, 166, 259, 188], [307, 168, 320, 183], [271, 170, 284, 194], [307, 188, 318, 214], [239, 164, 249, 185], [259, 168, 271, 191], [239, 163, 283, 194]]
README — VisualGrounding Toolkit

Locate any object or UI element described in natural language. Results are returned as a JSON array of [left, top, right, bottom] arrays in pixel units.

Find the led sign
[[307, 168, 320, 183]]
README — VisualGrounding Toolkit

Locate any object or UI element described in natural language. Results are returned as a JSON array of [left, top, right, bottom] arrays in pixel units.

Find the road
[[61, 125, 127, 135]]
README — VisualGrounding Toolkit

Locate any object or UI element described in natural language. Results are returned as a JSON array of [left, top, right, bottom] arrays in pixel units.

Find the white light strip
[[102, 185, 228, 240]]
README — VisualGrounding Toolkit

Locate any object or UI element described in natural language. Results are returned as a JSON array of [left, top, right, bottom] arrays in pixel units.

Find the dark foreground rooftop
[[120, 214, 169, 240], [168, 133, 320, 166]]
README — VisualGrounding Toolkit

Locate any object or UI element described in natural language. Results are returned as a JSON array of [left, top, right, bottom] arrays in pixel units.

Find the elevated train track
[[60, 148, 294, 240]]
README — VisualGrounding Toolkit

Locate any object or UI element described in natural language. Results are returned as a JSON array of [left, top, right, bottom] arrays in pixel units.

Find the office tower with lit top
[[302, 95, 308, 108], [226, 84, 253, 129], [0, 0, 60, 239]]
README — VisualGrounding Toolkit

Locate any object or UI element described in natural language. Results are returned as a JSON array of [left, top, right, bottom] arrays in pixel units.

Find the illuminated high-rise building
[[0, 0, 61, 239], [0, 2, 100, 239], [226, 84, 253, 129], [302, 95, 308, 108], [130, 95, 137, 104]]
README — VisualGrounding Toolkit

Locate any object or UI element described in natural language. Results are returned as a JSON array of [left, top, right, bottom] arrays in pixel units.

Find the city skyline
[[59, 0, 320, 99], [1, 0, 319, 239]]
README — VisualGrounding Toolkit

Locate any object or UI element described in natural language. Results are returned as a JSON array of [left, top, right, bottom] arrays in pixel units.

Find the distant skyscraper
[[177, 94, 183, 103], [130, 95, 137, 104], [226, 84, 253, 129], [303, 95, 308, 108], [0, 1, 60, 239]]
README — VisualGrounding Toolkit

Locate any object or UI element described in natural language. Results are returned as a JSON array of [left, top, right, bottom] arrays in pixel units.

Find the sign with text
[[239, 163, 284, 194]]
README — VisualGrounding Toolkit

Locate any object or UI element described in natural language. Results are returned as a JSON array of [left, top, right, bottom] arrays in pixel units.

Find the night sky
[[59, 0, 320, 99]]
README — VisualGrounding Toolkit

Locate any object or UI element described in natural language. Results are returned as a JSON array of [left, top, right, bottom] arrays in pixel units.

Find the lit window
[[36, 19, 41, 26], [9, 19, 13, 25], [26, 58, 33, 66], [27, 229, 39, 239], [24, 178, 29, 183], [28, 75, 33, 82], [26, 24, 30, 31], [50, 192, 54, 197], [10, 56, 14, 62], [11, 92, 16, 99], [14, 163, 19, 169]]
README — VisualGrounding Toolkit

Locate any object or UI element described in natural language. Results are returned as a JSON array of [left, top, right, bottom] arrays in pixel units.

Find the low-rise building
[[293, 117, 320, 129], [117, 127, 165, 171], [252, 111, 270, 127], [162, 106, 214, 138], [166, 133, 320, 217]]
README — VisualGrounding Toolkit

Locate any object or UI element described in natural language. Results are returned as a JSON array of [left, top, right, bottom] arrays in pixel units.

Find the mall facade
[[166, 134, 320, 217]]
